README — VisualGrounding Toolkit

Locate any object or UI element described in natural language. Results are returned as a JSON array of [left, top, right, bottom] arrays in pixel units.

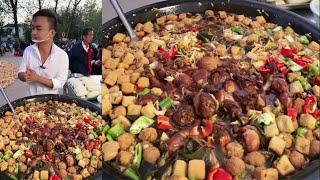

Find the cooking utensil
[[101, 0, 320, 179], [0, 86, 16, 115], [109, 0, 139, 43]]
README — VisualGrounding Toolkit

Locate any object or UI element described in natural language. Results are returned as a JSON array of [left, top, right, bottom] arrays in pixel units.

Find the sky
[[2, 0, 100, 25]]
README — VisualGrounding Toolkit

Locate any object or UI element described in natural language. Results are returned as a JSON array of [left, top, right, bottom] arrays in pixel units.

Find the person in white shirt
[[18, 9, 69, 96]]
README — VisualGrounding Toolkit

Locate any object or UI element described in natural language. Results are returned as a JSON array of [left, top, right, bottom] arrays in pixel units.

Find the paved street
[[0, 52, 27, 107]]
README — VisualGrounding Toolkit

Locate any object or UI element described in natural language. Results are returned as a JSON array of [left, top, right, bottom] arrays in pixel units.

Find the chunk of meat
[[166, 134, 185, 154], [271, 78, 288, 94], [175, 73, 192, 88], [193, 92, 219, 118], [226, 157, 245, 176], [243, 129, 260, 152], [192, 69, 208, 85], [172, 105, 197, 128], [118, 151, 133, 166], [137, 94, 158, 106], [138, 128, 158, 142], [288, 150, 305, 169], [221, 99, 242, 118], [309, 140, 320, 158], [143, 146, 160, 164], [197, 56, 224, 71], [117, 133, 135, 150], [278, 92, 292, 109]]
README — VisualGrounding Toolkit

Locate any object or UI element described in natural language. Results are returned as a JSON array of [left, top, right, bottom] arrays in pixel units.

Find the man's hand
[[25, 68, 39, 83], [94, 60, 102, 66]]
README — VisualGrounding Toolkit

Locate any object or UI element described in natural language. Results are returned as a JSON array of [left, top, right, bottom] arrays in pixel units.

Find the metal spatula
[[110, 0, 139, 44], [0, 87, 16, 115]]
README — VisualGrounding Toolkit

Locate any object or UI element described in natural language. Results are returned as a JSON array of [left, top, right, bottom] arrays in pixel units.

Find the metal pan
[[101, 0, 320, 179], [0, 94, 102, 180]]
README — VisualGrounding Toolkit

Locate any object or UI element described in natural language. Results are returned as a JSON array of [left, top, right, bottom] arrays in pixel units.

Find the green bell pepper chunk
[[14, 163, 19, 175], [159, 97, 174, 110], [108, 123, 125, 138], [26, 141, 33, 149], [106, 134, 113, 141], [154, 23, 161, 31], [267, 29, 275, 36], [285, 60, 303, 72], [2, 153, 10, 161], [102, 125, 110, 134], [129, 116, 154, 134], [133, 143, 142, 169], [10, 175, 18, 180], [231, 26, 243, 35], [13, 150, 24, 159], [123, 168, 140, 180], [299, 35, 309, 45], [297, 127, 308, 137], [137, 88, 151, 96], [297, 76, 307, 88], [309, 64, 320, 76]]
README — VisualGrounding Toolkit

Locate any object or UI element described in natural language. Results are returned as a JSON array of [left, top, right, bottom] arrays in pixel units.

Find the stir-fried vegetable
[[129, 116, 155, 134], [281, 46, 298, 58], [2, 153, 10, 161], [108, 123, 125, 138], [297, 76, 308, 88], [124, 167, 140, 180], [303, 96, 317, 114], [159, 97, 174, 110], [257, 112, 275, 126], [133, 143, 142, 169], [296, 127, 308, 137], [231, 26, 243, 35], [137, 88, 151, 96], [207, 167, 232, 180], [309, 64, 320, 76], [102, 124, 110, 134], [157, 115, 172, 130], [299, 35, 310, 45], [13, 150, 24, 159], [287, 108, 298, 119]]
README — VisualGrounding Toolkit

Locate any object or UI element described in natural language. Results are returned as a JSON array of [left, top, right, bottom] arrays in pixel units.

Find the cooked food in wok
[[0, 60, 17, 88], [102, 9, 320, 180], [0, 100, 103, 179]]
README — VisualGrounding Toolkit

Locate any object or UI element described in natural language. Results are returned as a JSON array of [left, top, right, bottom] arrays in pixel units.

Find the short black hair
[[82, 27, 94, 37], [32, 9, 57, 31]]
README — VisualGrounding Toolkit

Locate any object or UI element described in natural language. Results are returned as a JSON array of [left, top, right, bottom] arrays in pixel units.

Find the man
[[18, 9, 69, 96], [69, 27, 101, 76]]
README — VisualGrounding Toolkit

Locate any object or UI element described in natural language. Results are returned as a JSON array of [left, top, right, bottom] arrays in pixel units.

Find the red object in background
[[87, 47, 93, 75], [157, 115, 172, 130]]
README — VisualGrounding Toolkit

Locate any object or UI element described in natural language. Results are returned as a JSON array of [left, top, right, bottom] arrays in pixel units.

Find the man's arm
[[25, 68, 53, 88]]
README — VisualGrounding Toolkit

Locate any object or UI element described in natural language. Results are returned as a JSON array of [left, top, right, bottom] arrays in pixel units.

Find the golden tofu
[[173, 160, 187, 177], [275, 155, 295, 176], [122, 96, 136, 107], [121, 83, 135, 94], [295, 137, 310, 155], [269, 136, 286, 155], [188, 160, 205, 179], [276, 115, 295, 133], [113, 33, 126, 43], [122, 52, 135, 65], [137, 77, 150, 88]]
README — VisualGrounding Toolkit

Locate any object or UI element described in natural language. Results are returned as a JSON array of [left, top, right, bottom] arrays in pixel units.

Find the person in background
[[18, 9, 69, 96], [68, 27, 101, 76]]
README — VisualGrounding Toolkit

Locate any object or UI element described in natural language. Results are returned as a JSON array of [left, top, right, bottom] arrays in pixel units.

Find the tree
[[54, 0, 59, 12], [8, 0, 19, 38], [38, 0, 42, 10]]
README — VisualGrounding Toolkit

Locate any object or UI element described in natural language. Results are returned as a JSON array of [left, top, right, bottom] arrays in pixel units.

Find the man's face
[[31, 16, 55, 42], [83, 31, 94, 44]]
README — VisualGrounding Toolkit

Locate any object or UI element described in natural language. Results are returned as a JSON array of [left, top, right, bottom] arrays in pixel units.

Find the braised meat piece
[[193, 92, 219, 118], [172, 104, 197, 128]]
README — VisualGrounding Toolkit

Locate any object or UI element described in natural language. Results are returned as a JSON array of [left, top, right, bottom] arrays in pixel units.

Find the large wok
[[101, 0, 320, 179], [0, 94, 102, 180]]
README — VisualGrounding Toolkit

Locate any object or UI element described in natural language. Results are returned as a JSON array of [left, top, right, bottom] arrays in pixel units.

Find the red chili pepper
[[25, 150, 33, 158], [287, 107, 298, 119], [201, 122, 213, 137], [219, 136, 229, 148], [158, 45, 178, 60], [207, 167, 232, 180], [157, 115, 173, 130], [86, 141, 96, 151], [280, 46, 297, 58], [188, 27, 198, 32], [26, 116, 35, 124], [50, 174, 61, 180], [259, 66, 271, 75], [315, 76, 320, 86], [293, 55, 312, 68], [94, 140, 101, 150], [46, 151, 54, 160], [189, 126, 200, 136], [83, 117, 97, 128], [76, 123, 87, 130], [303, 96, 317, 114]]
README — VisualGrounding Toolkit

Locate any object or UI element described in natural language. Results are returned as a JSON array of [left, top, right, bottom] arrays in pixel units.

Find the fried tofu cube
[[295, 137, 310, 155], [137, 77, 150, 88], [122, 96, 136, 107], [117, 74, 130, 85], [113, 33, 126, 43], [299, 114, 317, 130], [264, 123, 279, 138], [121, 83, 135, 94], [105, 71, 118, 86], [127, 104, 142, 117], [113, 106, 127, 117], [104, 57, 119, 70], [122, 52, 135, 65], [269, 136, 286, 155], [81, 168, 90, 178], [141, 102, 156, 119], [255, 168, 278, 180], [256, 16, 266, 24], [308, 41, 320, 51], [173, 160, 187, 177], [276, 155, 295, 176], [188, 160, 205, 179], [216, 44, 227, 56], [276, 115, 295, 133], [151, 87, 163, 96], [40, 170, 49, 180], [143, 21, 154, 34]]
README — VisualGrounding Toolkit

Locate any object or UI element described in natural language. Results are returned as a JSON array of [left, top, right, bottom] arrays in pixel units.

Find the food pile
[[102, 9, 319, 180], [0, 60, 17, 88], [0, 101, 103, 179]]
